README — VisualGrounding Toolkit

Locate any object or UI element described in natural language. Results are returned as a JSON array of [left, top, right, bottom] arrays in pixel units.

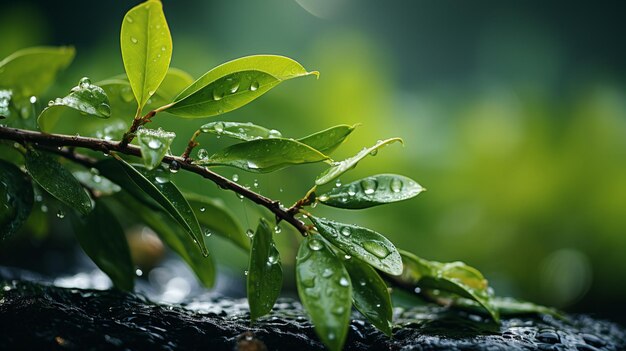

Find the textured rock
[[0, 277, 624, 351]]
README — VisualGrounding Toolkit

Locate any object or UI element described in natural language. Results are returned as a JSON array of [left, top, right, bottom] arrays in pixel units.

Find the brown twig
[[181, 129, 202, 161], [0, 126, 310, 235]]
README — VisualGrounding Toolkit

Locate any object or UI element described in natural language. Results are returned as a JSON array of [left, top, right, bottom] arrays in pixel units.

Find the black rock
[[0, 279, 624, 350]]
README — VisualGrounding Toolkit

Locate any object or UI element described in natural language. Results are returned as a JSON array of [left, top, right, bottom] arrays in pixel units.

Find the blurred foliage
[[1, 0, 625, 321]]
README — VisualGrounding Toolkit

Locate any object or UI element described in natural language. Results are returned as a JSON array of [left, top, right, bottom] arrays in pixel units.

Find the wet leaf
[[309, 216, 403, 276], [199, 138, 329, 173], [24, 149, 92, 215], [136, 128, 175, 170], [72, 170, 121, 196], [199, 121, 281, 141], [184, 192, 249, 251], [121, 0, 172, 110], [97, 157, 207, 256], [71, 201, 134, 291], [247, 218, 283, 321], [451, 295, 564, 319], [0, 160, 34, 239], [318, 174, 424, 209], [398, 250, 499, 322], [0, 46, 75, 98], [315, 138, 403, 186], [298, 124, 356, 154], [0, 90, 11, 118], [342, 255, 393, 336], [165, 55, 318, 118], [296, 236, 351, 351], [38, 77, 111, 133], [108, 192, 215, 288]]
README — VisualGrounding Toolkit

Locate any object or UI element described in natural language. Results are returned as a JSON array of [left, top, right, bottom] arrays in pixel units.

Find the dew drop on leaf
[[135, 268, 143, 277], [169, 161, 180, 173], [362, 240, 390, 259], [212, 90, 223, 101], [360, 178, 377, 195], [390, 178, 403, 193], [339, 277, 349, 287], [78, 77, 91, 88], [130, 37, 138, 44], [56, 209, 65, 219], [249, 81, 259, 91], [246, 229, 254, 238], [308, 238, 324, 251], [340, 227, 351, 237], [274, 225, 281, 234]]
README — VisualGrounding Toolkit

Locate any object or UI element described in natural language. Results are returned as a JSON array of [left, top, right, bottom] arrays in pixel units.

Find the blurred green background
[[2, 0, 625, 321]]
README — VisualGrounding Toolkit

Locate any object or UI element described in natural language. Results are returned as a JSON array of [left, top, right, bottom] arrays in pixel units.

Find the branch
[[0, 126, 309, 235]]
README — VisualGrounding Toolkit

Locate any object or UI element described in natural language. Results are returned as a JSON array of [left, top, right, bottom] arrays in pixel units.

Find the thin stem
[[0, 126, 309, 235], [119, 109, 157, 147], [181, 129, 202, 161]]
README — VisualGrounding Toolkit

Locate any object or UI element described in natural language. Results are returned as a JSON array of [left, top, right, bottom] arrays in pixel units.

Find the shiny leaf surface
[[136, 128, 175, 170], [198, 138, 329, 173], [310, 216, 402, 276], [318, 174, 424, 209], [0, 46, 75, 98], [298, 124, 356, 154], [0, 160, 34, 239], [121, 0, 172, 110], [165, 55, 318, 118], [342, 256, 393, 336], [247, 218, 283, 321], [199, 121, 281, 141], [25, 149, 92, 215], [296, 236, 352, 351], [71, 201, 134, 291], [315, 138, 403, 185]]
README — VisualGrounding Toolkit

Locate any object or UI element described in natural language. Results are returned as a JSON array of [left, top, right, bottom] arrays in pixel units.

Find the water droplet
[[340, 227, 351, 237], [267, 245, 280, 264], [332, 306, 345, 315], [78, 77, 91, 88], [249, 81, 259, 91], [246, 229, 254, 238], [232, 174, 239, 182], [268, 129, 282, 138], [126, 16, 134, 23], [244, 270, 249, 276], [347, 184, 357, 196], [148, 90, 155, 96], [253, 179, 259, 188], [359, 280, 366, 286], [212, 90, 223, 101], [147, 139, 162, 149], [279, 188, 283, 193], [328, 333, 336, 340], [169, 161, 180, 173], [274, 225, 282, 234], [322, 268, 333, 278], [246, 161, 259, 170], [29, 96, 37, 104], [96, 103, 111, 117], [197, 148, 208, 160], [199, 207, 206, 213], [344, 254, 352, 260], [161, 46, 166, 51], [56, 209, 65, 219], [390, 178, 403, 193], [213, 122, 225, 133], [40, 204, 48, 213], [362, 240, 390, 259], [204, 229, 212, 237], [130, 37, 138, 44], [311, 202, 318, 208], [155, 176, 169, 184], [369, 148, 378, 156], [308, 238, 324, 251], [375, 303, 381, 308], [335, 179, 342, 187], [339, 277, 349, 287], [360, 179, 377, 195], [229, 82, 240, 94], [135, 269, 143, 277]]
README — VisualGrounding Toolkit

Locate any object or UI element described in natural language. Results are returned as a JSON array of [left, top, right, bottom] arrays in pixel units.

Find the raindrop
[[328, 333, 336, 340], [360, 179, 377, 195], [147, 139, 162, 149], [130, 37, 138, 44], [56, 209, 65, 219], [199, 207, 206, 212], [362, 240, 390, 259], [339, 277, 349, 287], [274, 225, 282, 234], [249, 81, 259, 91], [29, 96, 37, 104], [322, 268, 333, 278], [97, 103, 111, 116], [267, 246, 280, 264], [246, 161, 259, 170], [347, 184, 357, 196], [317, 195, 329, 202], [369, 148, 378, 156], [279, 188, 283, 193], [148, 90, 155, 96], [375, 303, 381, 308], [340, 227, 351, 237], [307, 238, 324, 251], [253, 179, 259, 188], [335, 179, 342, 187], [78, 77, 91, 88], [359, 280, 366, 286], [204, 229, 212, 237], [232, 174, 239, 182], [214, 122, 225, 133], [41, 204, 48, 213], [344, 254, 351, 260], [135, 269, 143, 277], [390, 178, 403, 193], [268, 129, 282, 138], [155, 176, 169, 184], [332, 306, 345, 315], [197, 148, 208, 160], [246, 229, 254, 238], [244, 270, 249, 276], [311, 202, 318, 208], [229, 82, 240, 94], [169, 160, 180, 173], [212, 90, 223, 101]]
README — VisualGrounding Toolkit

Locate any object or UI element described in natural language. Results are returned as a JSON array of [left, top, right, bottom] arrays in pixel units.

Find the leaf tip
[[308, 70, 320, 79]]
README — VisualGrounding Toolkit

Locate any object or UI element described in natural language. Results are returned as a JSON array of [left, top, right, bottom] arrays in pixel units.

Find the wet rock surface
[[0, 272, 624, 350]]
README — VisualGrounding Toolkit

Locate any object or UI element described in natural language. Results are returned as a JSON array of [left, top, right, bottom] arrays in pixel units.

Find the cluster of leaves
[[0, 1, 560, 350]]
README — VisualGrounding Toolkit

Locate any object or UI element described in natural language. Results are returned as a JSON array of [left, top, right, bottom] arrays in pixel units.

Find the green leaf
[[108, 192, 216, 288], [97, 157, 207, 256], [121, 0, 172, 110], [184, 192, 249, 251], [38, 77, 111, 133], [72, 170, 121, 196], [199, 121, 281, 141], [0, 90, 12, 118], [24, 149, 92, 215], [71, 201, 134, 291], [0, 46, 75, 98], [296, 236, 352, 351], [247, 218, 283, 321], [165, 55, 318, 118], [199, 138, 329, 173], [298, 124, 356, 154], [342, 256, 393, 336], [136, 128, 175, 170], [0, 160, 34, 239], [318, 174, 424, 209], [315, 138, 403, 186], [309, 216, 403, 276], [398, 250, 499, 322]]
